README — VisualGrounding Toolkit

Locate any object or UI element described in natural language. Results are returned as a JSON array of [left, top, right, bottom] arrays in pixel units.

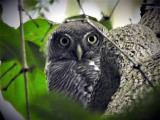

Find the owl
[[45, 19, 120, 112], [46, 13, 160, 113]]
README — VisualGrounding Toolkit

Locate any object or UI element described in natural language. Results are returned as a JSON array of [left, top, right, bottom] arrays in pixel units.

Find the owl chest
[[49, 60, 101, 106]]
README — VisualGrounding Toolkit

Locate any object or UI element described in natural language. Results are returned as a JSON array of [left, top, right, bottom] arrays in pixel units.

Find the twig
[[100, 12, 110, 21], [0, 63, 17, 80], [133, 65, 159, 93], [100, 0, 119, 22], [18, 0, 30, 120], [129, 18, 132, 24], [77, 0, 86, 15], [22, 7, 39, 28], [108, 0, 120, 18]]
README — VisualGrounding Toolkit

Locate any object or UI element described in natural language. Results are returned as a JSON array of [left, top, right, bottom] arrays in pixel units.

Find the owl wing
[[103, 24, 160, 115], [84, 20, 121, 112]]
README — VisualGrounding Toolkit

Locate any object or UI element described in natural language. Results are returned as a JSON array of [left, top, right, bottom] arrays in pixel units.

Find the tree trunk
[[140, 9, 160, 37], [104, 0, 160, 115]]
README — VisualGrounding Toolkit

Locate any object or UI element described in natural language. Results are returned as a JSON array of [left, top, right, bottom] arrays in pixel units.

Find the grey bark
[[104, 0, 160, 115], [139, 9, 160, 37]]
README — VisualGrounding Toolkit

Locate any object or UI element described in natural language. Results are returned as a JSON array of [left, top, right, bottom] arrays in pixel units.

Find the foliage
[[0, 18, 52, 119], [30, 92, 103, 120], [29, 85, 160, 120], [100, 20, 112, 30], [0, 4, 112, 117]]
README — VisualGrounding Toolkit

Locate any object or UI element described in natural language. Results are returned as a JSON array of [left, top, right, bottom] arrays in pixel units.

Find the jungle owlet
[[45, 19, 120, 112], [44, 0, 160, 114]]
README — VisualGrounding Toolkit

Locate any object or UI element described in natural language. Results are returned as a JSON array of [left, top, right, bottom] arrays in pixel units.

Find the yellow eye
[[59, 37, 70, 47], [87, 35, 98, 45]]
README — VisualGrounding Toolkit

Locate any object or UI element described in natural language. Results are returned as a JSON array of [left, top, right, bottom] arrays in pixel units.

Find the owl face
[[48, 21, 105, 62]]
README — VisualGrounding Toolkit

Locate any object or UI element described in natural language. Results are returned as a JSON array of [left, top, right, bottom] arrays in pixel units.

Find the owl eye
[[87, 35, 98, 45], [59, 37, 70, 47]]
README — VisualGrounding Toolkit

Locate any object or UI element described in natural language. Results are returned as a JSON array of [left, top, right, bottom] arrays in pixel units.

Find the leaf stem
[[18, 0, 30, 120]]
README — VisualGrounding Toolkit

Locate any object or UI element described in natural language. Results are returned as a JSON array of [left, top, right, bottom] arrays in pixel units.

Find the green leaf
[[26, 41, 45, 69], [0, 18, 50, 119], [100, 20, 112, 30], [23, 18, 52, 46], [0, 20, 21, 61], [0, 60, 26, 117], [30, 92, 103, 120], [0, 19, 49, 69], [0, 60, 48, 119], [22, 18, 59, 57]]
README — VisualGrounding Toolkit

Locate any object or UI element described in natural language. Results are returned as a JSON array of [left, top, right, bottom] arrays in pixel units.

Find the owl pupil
[[89, 36, 94, 42], [60, 37, 70, 46], [62, 38, 68, 44]]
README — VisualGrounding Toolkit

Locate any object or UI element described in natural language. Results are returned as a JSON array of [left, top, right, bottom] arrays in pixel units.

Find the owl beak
[[76, 44, 83, 61]]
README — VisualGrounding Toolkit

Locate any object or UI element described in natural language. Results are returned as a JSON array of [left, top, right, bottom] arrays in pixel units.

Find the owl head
[[47, 20, 106, 62]]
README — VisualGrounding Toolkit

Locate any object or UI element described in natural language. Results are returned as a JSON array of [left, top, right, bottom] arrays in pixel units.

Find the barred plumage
[[45, 20, 119, 111]]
